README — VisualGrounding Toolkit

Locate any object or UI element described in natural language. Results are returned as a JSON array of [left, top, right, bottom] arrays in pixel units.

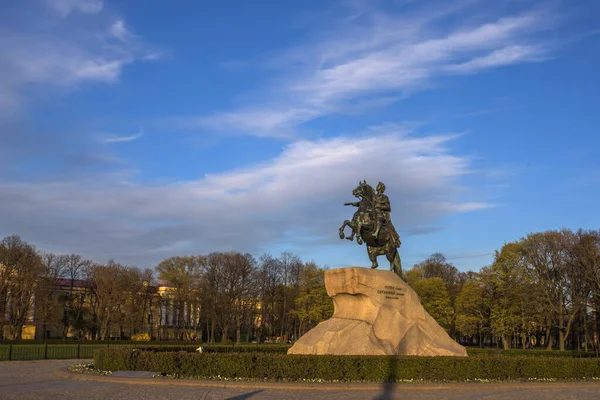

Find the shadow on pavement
[[224, 389, 264, 400], [373, 356, 398, 400]]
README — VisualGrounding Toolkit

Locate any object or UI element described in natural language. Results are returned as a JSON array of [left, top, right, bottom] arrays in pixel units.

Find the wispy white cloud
[[295, 14, 546, 102], [452, 109, 500, 118], [187, 108, 321, 138], [102, 131, 144, 144], [445, 45, 549, 74], [188, 2, 561, 137], [0, 2, 160, 116], [109, 19, 136, 43], [0, 125, 492, 265], [45, 0, 104, 16]]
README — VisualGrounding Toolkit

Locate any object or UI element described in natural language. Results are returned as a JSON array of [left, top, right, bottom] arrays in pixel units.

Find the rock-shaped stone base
[[288, 267, 467, 357]]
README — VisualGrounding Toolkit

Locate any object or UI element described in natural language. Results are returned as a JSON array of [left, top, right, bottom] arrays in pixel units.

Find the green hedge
[[117, 345, 595, 357], [467, 348, 598, 358], [135, 345, 290, 354], [94, 349, 600, 382]]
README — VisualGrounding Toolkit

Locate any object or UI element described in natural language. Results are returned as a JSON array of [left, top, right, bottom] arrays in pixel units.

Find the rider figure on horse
[[344, 181, 400, 246], [372, 182, 400, 246], [340, 180, 403, 276]]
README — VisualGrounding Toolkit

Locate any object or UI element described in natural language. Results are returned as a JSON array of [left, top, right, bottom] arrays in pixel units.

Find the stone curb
[[54, 366, 600, 392]]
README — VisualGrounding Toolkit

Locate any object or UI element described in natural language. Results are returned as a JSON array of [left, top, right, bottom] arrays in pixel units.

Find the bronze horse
[[338, 181, 402, 277]]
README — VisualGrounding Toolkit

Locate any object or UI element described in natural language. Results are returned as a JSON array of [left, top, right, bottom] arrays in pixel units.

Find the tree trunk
[[101, 318, 110, 340], [246, 310, 252, 343], [222, 325, 228, 343], [584, 307, 590, 352], [595, 308, 600, 354], [236, 314, 241, 344], [195, 303, 201, 342], [269, 300, 275, 339], [558, 293, 565, 351], [280, 297, 286, 340], [545, 327, 552, 350], [559, 329, 565, 351], [205, 316, 210, 344], [502, 336, 510, 350], [12, 325, 22, 340]]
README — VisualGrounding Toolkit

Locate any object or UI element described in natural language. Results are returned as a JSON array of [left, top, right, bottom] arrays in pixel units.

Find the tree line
[[1, 227, 599, 351], [0, 235, 332, 342], [407, 228, 600, 351]]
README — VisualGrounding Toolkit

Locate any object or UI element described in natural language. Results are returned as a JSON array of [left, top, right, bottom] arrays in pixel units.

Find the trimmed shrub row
[[115, 345, 599, 357], [136, 345, 291, 354], [94, 348, 600, 382], [120, 345, 598, 357], [467, 348, 598, 358]]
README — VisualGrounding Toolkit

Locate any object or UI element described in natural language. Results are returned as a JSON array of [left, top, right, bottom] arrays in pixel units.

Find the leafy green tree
[[404, 267, 423, 288], [455, 278, 489, 346], [410, 253, 464, 335], [482, 241, 543, 350], [411, 277, 453, 330], [292, 262, 333, 337]]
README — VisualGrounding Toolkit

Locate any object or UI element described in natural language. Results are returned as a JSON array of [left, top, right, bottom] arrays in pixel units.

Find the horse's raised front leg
[[339, 220, 354, 240], [339, 221, 347, 239]]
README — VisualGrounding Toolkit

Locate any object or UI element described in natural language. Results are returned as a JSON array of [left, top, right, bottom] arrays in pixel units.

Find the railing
[[0, 342, 289, 361], [0, 343, 116, 361]]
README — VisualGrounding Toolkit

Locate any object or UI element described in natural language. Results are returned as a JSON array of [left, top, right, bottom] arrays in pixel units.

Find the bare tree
[[257, 253, 282, 342], [201, 253, 225, 343], [60, 254, 93, 338], [36, 252, 69, 339], [155, 256, 204, 340], [0, 235, 45, 339], [223, 252, 258, 343], [278, 252, 303, 340], [522, 230, 579, 351], [88, 262, 132, 340], [572, 229, 600, 351]]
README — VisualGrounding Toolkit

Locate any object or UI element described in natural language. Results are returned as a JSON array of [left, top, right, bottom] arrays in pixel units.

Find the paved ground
[[3, 360, 600, 400]]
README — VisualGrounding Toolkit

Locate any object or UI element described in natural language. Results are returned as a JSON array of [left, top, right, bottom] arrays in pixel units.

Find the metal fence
[[0, 343, 286, 361], [0, 344, 119, 361]]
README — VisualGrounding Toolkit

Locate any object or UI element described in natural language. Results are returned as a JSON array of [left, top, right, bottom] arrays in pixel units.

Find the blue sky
[[1, 0, 599, 272]]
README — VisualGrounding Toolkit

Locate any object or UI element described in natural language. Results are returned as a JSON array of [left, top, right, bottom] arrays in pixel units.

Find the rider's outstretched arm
[[344, 202, 360, 207]]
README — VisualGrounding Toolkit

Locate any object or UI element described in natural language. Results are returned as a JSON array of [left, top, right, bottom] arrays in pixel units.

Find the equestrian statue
[[338, 180, 402, 277]]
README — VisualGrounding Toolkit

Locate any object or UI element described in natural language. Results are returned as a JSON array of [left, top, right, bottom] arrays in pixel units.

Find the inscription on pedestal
[[377, 285, 404, 300]]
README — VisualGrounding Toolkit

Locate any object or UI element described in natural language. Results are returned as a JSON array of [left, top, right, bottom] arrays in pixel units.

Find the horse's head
[[352, 180, 374, 200]]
